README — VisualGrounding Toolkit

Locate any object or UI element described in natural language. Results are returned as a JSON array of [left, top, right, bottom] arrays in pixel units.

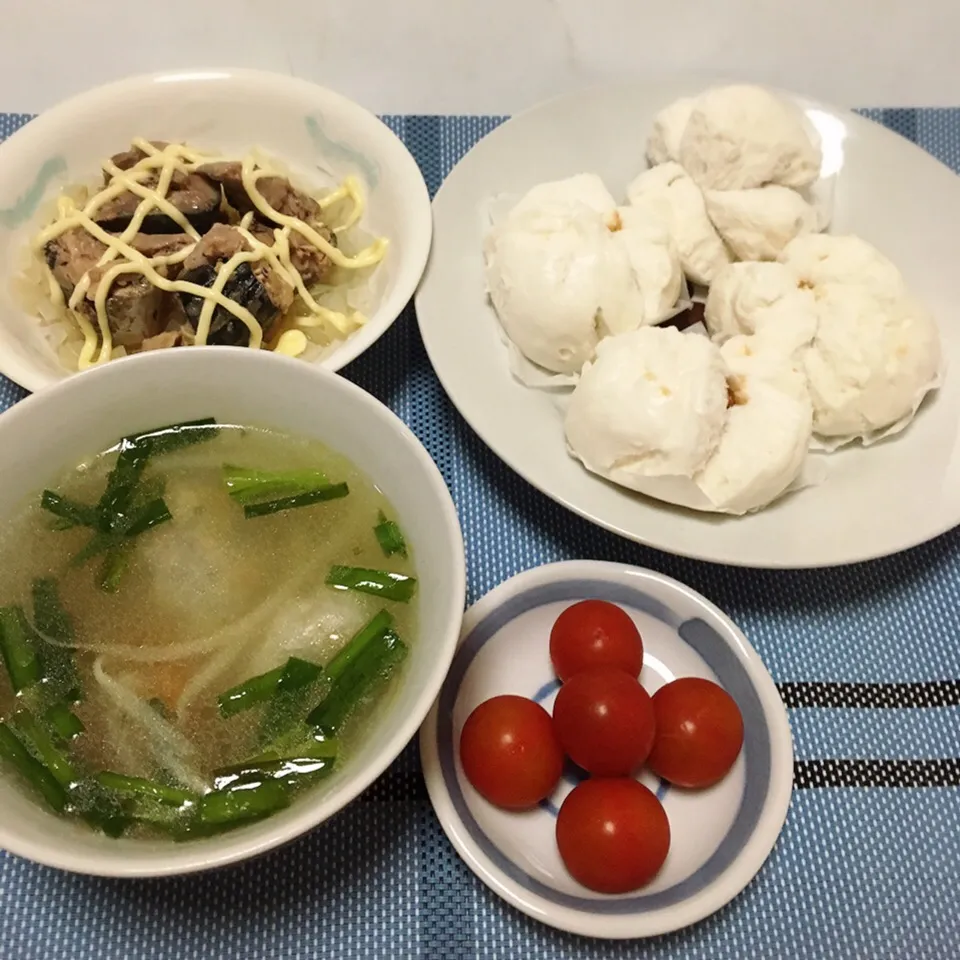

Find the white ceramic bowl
[[0, 68, 432, 392], [0, 348, 465, 876]]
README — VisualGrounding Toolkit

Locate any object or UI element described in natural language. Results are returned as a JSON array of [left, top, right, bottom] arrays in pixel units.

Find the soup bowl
[[0, 347, 465, 876]]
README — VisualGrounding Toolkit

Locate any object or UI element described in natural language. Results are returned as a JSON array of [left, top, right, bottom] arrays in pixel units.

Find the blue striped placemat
[[0, 109, 958, 960]]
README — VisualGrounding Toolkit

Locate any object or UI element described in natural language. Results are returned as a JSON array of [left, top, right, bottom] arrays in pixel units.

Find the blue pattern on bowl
[[305, 115, 380, 189], [0, 155, 67, 230], [436, 577, 772, 914]]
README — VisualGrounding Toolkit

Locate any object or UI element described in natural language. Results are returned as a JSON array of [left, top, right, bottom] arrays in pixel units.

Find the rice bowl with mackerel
[[0, 69, 432, 392]]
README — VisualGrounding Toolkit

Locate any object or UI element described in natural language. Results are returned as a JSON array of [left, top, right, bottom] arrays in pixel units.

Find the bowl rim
[[0, 67, 433, 392], [0, 347, 465, 876]]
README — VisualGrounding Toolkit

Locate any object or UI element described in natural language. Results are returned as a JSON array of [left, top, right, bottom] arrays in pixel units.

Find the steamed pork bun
[[778, 234, 941, 440], [564, 326, 729, 484], [509, 173, 619, 227], [802, 285, 941, 440], [564, 326, 816, 514], [779, 233, 907, 303], [704, 185, 818, 261], [613, 206, 683, 325], [646, 97, 695, 166], [695, 336, 815, 515], [484, 204, 636, 373], [705, 261, 818, 352], [514, 176, 684, 327], [626, 162, 732, 286], [679, 85, 822, 191], [708, 235, 943, 443]]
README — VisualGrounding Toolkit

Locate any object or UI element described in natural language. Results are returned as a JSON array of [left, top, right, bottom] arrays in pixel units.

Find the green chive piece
[[44, 702, 85, 740], [0, 722, 66, 812], [129, 418, 220, 456], [98, 547, 130, 594], [32, 578, 74, 643], [198, 777, 290, 825], [39, 491, 99, 529], [325, 565, 417, 603], [123, 498, 172, 537], [213, 753, 337, 791], [250, 735, 339, 765], [374, 511, 407, 558], [307, 630, 407, 736], [96, 440, 152, 531], [258, 658, 326, 746], [217, 657, 322, 718], [325, 610, 393, 683], [0, 606, 43, 693], [217, 665, 285, 718], [31, 578, 82, 703], [96, 772, 197, 807], [12, 709, 77, 787], [223, 465, 330, 505], [242, 483, 350, 519]]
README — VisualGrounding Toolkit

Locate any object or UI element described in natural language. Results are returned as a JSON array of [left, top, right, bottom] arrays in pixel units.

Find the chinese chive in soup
[[0, 420, 416, 839]]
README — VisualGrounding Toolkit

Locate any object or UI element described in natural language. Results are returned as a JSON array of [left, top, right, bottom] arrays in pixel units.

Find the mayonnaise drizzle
[[240, 157, 388, 270], [32, 140, 382, 368]]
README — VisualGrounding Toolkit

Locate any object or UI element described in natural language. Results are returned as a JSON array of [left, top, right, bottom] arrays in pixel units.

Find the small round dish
[[420, 560, 792, 939], [0, 68, 432, 392]]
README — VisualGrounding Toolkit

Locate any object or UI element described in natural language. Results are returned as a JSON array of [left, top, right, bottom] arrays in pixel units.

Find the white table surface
[[5, 0, 960, 115]]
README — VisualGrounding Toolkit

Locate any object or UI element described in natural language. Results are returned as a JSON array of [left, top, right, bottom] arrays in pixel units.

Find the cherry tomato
[[549, 600, 644, 682], [459, 695, 564, 809], [552, 669, 656, 776], [647, 677, 744, 788], [556, 778, 670, 893]]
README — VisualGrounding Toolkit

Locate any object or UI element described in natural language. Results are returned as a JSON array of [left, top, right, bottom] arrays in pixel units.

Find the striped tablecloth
[[0, 109, 958, 960]]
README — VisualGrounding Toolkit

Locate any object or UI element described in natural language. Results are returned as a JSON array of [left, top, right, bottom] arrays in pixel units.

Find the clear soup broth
[[0, 419, 416, 839]]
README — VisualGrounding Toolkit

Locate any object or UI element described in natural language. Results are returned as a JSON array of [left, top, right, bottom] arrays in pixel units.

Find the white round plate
[[0, 68, 432, 392], [415, 79, 960, 567], [420, 561, 793, 939]]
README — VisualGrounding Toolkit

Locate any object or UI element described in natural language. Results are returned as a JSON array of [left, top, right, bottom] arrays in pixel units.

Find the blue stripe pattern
[[435, 578, 773, 913], [0, 108, 959, 959]]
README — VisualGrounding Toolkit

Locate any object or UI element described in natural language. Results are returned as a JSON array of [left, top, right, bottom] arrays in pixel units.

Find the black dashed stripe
[[795, 758, 960, 789], [777, 681, 960, 709], [361, 761, 960, 798]]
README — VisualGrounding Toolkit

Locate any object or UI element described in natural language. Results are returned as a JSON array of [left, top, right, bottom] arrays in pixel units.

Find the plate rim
[[414, 78, 959, 569], [419, 559, 794, 939]]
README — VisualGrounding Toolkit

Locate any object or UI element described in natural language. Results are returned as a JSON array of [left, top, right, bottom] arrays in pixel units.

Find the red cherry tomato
[[647, 677, 744, 788], [556, 778, 670, 893], [549, 600, 644, 682], [459, 695, 564, 809], [552, 669, 656, 776]]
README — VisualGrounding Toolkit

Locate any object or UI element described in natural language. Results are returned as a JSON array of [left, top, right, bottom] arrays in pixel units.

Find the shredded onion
[[93, 658, 207, 793], [33, 571, 310, 663]]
